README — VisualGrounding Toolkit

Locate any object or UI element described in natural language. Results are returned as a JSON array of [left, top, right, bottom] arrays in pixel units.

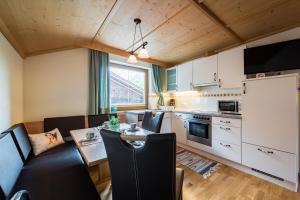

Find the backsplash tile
[[161, 86, 242, 111]]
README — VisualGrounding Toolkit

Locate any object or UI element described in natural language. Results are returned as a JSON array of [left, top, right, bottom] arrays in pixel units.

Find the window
[[109, 62, 148, 110]]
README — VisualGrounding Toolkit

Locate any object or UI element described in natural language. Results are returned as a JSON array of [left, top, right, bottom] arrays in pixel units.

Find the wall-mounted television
[[244, 39, 300, 75]]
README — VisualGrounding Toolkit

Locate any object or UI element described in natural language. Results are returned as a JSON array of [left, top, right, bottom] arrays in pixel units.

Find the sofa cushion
[[12, 142, 100, 200], [44, 116, 85, 139], [7, 124, 32, 162], [0, 133, 24, 199]]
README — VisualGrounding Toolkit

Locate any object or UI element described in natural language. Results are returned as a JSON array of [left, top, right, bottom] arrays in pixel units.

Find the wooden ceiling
[[0, 0, 300, 67]]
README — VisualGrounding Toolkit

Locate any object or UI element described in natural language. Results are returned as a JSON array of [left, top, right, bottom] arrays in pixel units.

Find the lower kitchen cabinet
[[171, 113, 188, 144], [160, 112, 172, 133], [242, 142, 297, 183], [212, 117, 242, 163], [212, 139, 241, 163]]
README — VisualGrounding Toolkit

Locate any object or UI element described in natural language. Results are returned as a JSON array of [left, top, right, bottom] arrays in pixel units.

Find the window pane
[[110, 63, 146, 106]]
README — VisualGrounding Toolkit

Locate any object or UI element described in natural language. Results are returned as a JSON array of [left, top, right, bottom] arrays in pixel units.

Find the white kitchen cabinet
[[217, 45, 246, 89], [242, 74, 298, 154], [212, 124, 241, 146], [171, 113, 187, 144], [212, 117, 242, 163], [242, 143, 297, 183], [166, 66, 177, 92], [177, 61, 193, 91], [160, 113, 172, 133], [192, 55, 218, 86], [212, 139, 241, 163], [241, 74, 298, 185], [212, 117, 241, 128]]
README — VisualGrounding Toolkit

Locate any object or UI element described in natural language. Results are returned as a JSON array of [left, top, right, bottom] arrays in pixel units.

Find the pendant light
[[127, 53, 138, 63], [127, 18, 149, 63]]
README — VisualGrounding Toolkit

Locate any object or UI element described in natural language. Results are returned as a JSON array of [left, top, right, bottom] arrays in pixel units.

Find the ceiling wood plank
[[78, 41, 172, 67], [125, 4, 190, 51], [0, 17, 25, 58], [214, 22, 300, 54], [91, 0, 125, 42], [187, 0, 244, 43]]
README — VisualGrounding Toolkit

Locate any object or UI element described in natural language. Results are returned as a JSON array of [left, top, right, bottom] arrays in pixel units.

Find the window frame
[[109, 62, 149, 111]]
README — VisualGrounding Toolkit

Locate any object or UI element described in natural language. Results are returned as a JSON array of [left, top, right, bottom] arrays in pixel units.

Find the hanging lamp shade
[[138, 47, 149, 58], [127, 18, 150, 63], [127, 54, 138, 63]]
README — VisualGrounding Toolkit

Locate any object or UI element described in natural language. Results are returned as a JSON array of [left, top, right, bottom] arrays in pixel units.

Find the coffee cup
[[103, 121, 110, 129], [86, 132, 95, 140], [130, 123, 137, 130]]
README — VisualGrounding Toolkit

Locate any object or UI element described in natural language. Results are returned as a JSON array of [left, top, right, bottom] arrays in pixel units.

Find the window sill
[[113, 105, 147, 111]]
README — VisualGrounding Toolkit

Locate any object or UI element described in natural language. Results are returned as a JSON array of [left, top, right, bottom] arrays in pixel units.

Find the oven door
[[187, 119, 211, 146]]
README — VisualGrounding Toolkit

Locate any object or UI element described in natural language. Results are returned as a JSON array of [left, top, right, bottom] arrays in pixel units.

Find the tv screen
[[244, 39, 300, 75]]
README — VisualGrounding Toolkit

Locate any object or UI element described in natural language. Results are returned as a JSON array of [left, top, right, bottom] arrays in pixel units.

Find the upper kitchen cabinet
[[177, 61, 193, 91], [192, 55, 218, 86], [166, 66, 177, 92], [217, 45, 246, 89]]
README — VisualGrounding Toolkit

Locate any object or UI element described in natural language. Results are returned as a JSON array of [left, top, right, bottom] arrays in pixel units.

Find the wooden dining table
[[70, 123, 153, 183]]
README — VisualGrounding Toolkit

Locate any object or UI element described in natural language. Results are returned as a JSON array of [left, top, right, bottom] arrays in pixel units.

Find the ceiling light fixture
[[127, 18, 149, 63]]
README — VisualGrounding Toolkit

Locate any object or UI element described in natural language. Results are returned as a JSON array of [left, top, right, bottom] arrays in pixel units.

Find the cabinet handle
[[220, 142, 231, 148], [183, 121, 187, 128], [218, 78, 221, 88], [257, 148, 274, 154], [220, 120, 231, 124], [243, 82, 246, 94], [213, 73, 217, 81], [220, 126, 231, 131]]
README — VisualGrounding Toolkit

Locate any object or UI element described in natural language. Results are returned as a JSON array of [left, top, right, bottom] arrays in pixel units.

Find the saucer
[[126, 127, 140, 132]]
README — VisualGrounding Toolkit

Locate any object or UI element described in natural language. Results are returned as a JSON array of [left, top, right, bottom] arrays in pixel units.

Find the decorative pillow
[[28, 128, 64, 155]]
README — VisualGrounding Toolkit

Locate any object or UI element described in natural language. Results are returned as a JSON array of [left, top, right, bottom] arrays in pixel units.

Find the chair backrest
[[44, 116, 85, 139], [7, 123, 32, 162], [100, 129, 176, 200], [88, 113, 118, 128], [142, 112, 165, 133], [0, 133, 24, 199]]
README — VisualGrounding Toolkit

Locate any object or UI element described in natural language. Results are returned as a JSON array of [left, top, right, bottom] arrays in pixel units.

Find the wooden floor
[[89, 147, 300, 200]]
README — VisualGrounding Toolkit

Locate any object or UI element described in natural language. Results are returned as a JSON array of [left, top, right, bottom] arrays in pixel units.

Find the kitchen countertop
[[125, 109, 242, 119]]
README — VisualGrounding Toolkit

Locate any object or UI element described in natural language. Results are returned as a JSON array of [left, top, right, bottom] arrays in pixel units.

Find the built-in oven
[[187, 114, 211, 147]]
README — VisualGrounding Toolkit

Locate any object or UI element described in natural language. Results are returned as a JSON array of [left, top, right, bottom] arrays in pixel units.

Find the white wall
[[0, 33, 23, 132], [23, 48, 89, 121]]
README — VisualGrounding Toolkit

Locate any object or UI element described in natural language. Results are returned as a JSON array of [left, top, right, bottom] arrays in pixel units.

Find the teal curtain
[[89, 49, 110, 114], [151, 64, 165, 106]]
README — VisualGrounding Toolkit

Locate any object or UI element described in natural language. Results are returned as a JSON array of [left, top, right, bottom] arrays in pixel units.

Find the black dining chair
[[141, 111, 164, 133], [100, 129, 184, 200], [88, 113, 118, 128]]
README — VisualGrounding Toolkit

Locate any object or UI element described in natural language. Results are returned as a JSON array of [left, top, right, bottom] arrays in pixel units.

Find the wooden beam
[[0, 17, 25, 58], [78, 41, 173, 68], [187, 0, 243, 43], [91, 0, 124, 42], [126, 4, 190, 51]]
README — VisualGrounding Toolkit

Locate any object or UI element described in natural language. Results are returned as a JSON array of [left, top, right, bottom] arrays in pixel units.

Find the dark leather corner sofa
[[0, 117, 101, 200]]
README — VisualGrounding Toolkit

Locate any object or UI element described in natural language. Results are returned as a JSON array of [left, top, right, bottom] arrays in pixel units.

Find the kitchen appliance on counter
[[186, 114, 212, 147], [169, 98, 175, 106], [218, 100, 241, 115]]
